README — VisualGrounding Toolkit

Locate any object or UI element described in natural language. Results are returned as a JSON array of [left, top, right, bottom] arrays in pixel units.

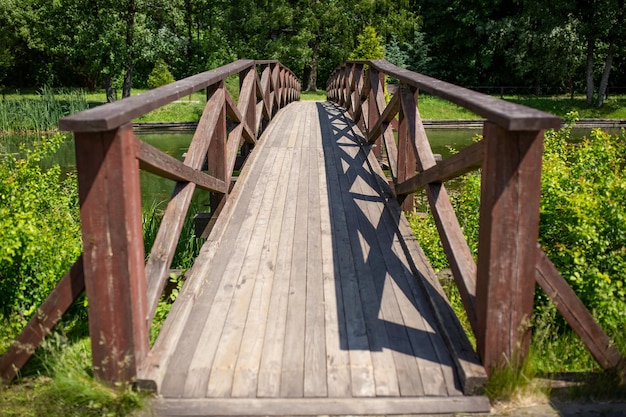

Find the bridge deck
[[140, 101, 489, 415]]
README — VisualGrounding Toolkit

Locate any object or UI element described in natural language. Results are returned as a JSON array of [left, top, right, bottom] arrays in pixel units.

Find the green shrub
[[0, 133, 82, 336], [539, 114, 626, 336], [147, 59, 175, 89], [409, 115, 626, 370]]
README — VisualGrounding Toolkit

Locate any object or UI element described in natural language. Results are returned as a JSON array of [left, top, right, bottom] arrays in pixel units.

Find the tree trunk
[[306, 58, 318, 92], [122, 66, 133, 99], [585, 37, 595, 106], [597, 42, 615, 108], [122, 0, 136, 99], [103, 75, 116, 103]]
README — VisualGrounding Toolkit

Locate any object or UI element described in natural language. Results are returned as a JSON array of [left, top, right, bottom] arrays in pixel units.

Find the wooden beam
[[75, 124, 148, 383], [59, 60, 255, 132], [144, 83, 226, 326], [367, 93, 400, 144], [475, 122, 544, 372], [0, 256, 85, 385], [137, 140, 228, 193], [368, 60, 561, 131], [396, 140, 483, 195], [398, 86, 479, 335], [535, 248, 625, 372]]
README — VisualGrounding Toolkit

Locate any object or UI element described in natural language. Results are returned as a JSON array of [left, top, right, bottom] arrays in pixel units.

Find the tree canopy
[[0, 0, 624, 103]]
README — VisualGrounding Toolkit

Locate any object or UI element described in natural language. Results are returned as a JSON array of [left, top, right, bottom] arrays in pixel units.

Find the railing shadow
[[316, 101, 461, 381]]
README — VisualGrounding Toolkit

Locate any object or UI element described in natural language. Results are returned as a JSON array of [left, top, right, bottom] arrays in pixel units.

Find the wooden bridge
[[2, 59, 624, 416]]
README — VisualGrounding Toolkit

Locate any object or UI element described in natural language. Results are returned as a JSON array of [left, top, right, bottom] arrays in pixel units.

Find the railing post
[[74, 123, 148, 383], [475, 122, 544, 372], [368, 68, 385, 161], [396, 85, 418, 212]]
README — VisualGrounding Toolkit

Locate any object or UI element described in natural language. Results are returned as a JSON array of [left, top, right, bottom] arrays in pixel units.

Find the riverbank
[[132, 118, 626, 132]]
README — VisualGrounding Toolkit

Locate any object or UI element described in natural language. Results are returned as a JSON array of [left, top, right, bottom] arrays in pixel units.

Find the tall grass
[[0, 86, 88, 133]]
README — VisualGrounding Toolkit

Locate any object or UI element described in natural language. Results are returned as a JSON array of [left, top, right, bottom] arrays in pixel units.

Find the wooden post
[[74, 123, 148, 383], [475, 122, 544, 372], [368, 68, 385, 161], [397, 85, 417, 212], [239, 67, 257, 139], [209, 82, 228, 214]]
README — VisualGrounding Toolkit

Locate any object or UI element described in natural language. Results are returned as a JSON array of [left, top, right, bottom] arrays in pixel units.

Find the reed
[[0, 87, 88, 133]]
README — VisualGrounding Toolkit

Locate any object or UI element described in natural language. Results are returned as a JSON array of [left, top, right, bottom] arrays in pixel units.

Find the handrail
[[326, 60, 624, 377], [0, 59, 300, 385], [59, 60, 300, 132]]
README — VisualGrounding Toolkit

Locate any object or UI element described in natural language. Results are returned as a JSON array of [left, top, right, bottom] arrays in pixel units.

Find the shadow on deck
[[140, 101, 489, 416]]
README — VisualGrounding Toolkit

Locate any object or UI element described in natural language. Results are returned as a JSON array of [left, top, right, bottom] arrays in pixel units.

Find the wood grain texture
[[152, 397, 490, 416], [475, 122, 544, 371], [535, 247, 624, 371], [139, 102, 487, 415], [75, 124, 148, 382]]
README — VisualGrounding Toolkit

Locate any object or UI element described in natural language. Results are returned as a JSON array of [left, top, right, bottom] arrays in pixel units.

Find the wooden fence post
[[368, 68, 385, 161], [74, 123, 148, 383], [475, 122, 544, 372]]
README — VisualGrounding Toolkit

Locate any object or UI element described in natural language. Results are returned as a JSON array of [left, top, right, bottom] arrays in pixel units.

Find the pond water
[[2, 126, 614, 209]]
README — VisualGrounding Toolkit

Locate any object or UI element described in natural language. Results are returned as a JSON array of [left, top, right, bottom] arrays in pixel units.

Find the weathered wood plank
[[279, 119, 309, 398], [153, 116, 282, 397], [303, 111, 328, 398], [256, 147, 301, 398], [152, 396, 491, 416], [319, 104, 377, 397], [317, 137, 352, 398], [204, 147, 282, 398], [229, 149, 285, 397]]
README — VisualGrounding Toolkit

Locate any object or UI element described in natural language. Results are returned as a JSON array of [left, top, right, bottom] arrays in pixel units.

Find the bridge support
[[74, 124, 149, 383], [475, 122, 544, 372]]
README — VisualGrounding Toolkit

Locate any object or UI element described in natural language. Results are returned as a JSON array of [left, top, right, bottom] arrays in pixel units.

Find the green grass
[[301, 90, 327, 101], [506, 95, 626, 119], [0, 337, 149, 417]]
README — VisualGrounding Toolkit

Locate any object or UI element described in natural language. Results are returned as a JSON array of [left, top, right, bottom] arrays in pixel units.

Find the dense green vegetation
[[409, 116, 626, 397], [0, 134, 202, 415], [1, 0, 624, 106]]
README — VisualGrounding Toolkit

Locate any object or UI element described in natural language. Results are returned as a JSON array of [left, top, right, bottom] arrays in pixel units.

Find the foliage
[[539, 113, 626, 334], [349, 26, 385, 61], [147, 59, 175, 89], [0, 133, 81, 326], [409, 117, 626, 372]]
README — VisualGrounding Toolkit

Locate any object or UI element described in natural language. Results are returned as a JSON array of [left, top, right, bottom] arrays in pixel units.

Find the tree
[[349, 26, 385, 60]]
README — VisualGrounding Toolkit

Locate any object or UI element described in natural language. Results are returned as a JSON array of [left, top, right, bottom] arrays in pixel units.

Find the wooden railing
[[327, 60, 625, 375], [0, 59, 300, 384]]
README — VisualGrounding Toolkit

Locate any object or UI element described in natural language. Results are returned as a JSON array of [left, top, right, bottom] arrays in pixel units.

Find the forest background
[[1, 0, 625, 107]]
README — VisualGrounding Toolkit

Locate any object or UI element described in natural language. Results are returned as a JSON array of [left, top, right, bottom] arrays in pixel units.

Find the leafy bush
[[539, 114, 626, 335], [409, 115, 626, 369], [0, 133, 82, 333], [147, 59, 175, 89]]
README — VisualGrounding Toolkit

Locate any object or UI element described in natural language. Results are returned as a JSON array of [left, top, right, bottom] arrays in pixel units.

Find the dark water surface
[[2, 126, 613, 208]]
